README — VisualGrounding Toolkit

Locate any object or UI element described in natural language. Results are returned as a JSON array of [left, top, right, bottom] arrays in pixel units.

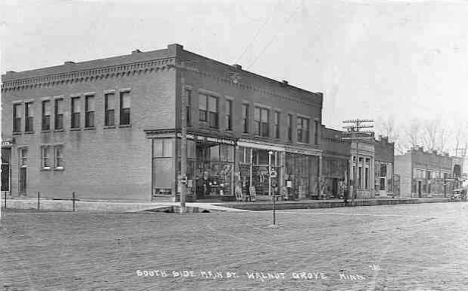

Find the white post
[[269, 150, 275, 225]]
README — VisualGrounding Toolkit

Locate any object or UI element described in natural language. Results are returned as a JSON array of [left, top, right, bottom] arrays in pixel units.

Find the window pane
[[55, 146, 64, 168], [209, 146, 220, 161], [86, 96, 95, 111], [56, 99, 64, 114], [26, 102, 33, 117], [105, 93, 115, 109], [261, 109, 268, 122], [43, 101, 51, 115], [208, 96, 217, 112], [163, 139, 174, 157], [199, 94, 207, 110], [72, 98, 80, 113], [121, 92, 131, 108], [14, 104, 22, 118], [254, 107, 260, 121], [153, 139, 163, 157], [153, 159, 173, 189]]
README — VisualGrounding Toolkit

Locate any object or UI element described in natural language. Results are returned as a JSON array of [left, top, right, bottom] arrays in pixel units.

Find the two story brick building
[[395, 147, 460, 198], [1, 44, 324, 201]]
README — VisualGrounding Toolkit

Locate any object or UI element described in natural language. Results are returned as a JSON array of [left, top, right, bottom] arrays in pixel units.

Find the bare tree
[[421, 119, 440, 151], [454, 120, 468, 157], [404, 119, 422, 150], [375, 115, 406, 154]]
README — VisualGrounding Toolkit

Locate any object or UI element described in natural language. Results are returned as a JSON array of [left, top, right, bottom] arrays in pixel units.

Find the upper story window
[[13, 104, 22, 133], [287, 114, 292, 141], [254, 107, 269, 137], [85, 95, 95, 128], [42, 100, 51, 131], [226, 99, 232, 131], [71, 97, 81, 129], [120, 91, 131, 125], [186, 89, 192, 127], [25, 102, 34, 132], [314, 120, 319, 145], [242, 104, 249, 133], [199, 93, 218, 128], [274, 111, 280, 139], [297, 116, 310, 143], [104, 92, 115, 127], [55, 98, 64, 130]]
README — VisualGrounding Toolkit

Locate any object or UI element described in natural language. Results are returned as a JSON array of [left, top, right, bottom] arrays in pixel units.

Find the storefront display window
[[153, 138, 175, 195]]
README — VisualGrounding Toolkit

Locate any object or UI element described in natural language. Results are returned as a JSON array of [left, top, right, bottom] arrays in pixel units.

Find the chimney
[[232, 64, 242, 70], [282, 80, 289, 86], [132, 49, 142, 54], [167, 43, 184, 56], [64, 61, 75, 65]]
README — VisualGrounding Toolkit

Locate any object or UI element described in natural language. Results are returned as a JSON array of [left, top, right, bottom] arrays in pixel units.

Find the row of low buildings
[[1, 44, 465, 201]]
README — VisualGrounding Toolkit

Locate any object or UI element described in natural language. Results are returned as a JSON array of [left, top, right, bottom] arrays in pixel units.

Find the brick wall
[[395, 154, 412, 197], [178, 50, 323, 147], [2, 61, 176, 201]]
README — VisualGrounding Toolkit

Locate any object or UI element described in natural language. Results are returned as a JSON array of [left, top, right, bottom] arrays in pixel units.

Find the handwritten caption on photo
[[135, 270, 368, 282]]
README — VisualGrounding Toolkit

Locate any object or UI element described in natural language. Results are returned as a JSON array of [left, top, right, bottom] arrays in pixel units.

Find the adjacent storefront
[[147, 130, 322, 201]]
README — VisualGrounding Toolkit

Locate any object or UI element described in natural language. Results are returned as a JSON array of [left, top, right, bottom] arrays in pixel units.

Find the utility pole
[[342, 119, 374, 204]]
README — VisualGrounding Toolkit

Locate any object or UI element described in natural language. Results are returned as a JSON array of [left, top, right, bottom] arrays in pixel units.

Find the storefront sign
[[285, 146, 320, 156], [237, 140, 284, 152], [1, 140, 12, 147], [177, 133, 236, 145]]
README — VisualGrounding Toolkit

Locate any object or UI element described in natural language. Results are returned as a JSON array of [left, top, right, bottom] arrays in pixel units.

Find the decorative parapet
[[1, 58, 176, 92]]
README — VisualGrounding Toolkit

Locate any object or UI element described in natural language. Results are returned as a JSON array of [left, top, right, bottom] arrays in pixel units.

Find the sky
[[1, 0, 468, 154]]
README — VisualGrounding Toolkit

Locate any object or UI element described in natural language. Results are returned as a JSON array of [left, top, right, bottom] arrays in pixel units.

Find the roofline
[[180, 50, 323, 99]]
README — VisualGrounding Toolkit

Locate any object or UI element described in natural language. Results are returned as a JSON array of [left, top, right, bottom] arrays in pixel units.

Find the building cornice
[[1, 57, 176, 93]]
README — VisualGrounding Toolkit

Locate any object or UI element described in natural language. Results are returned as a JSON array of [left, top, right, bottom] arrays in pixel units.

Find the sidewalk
[[1, 197, 247, 213], [217, 197, 453, 211], [0, 196, 455, 213]]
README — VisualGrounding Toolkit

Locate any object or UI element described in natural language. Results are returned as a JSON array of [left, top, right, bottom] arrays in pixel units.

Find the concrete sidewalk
[[0, 196, 456, 213], [217, 197, 453, 211], [1, 198, 248, 213]]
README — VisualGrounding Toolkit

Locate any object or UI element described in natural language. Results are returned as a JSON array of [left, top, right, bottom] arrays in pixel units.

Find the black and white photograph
[[1, 0, 468, 290]]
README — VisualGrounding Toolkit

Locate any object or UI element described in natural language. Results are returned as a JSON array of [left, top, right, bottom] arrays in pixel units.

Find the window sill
[[70, 128, 81, 131], [24, 131, 34, 135], [104, 126, 116, 129], [13, 132, 22, 135], [119, 124, 131, 128], [54, 167, 65, 171], [84, 127, 96, 131], [41, 130, 52, 133], [54, 129, 65, 133], [40, 167, 52, 171]]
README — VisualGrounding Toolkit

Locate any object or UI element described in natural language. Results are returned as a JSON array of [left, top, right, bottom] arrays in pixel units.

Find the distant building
[[320, 126, 350, 199], [349, 138, 375, 199], [320, 129, 395, 199], [374, 136, 395, 197], [1, 44, 324, 201], [394, 147, 462, 198]]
